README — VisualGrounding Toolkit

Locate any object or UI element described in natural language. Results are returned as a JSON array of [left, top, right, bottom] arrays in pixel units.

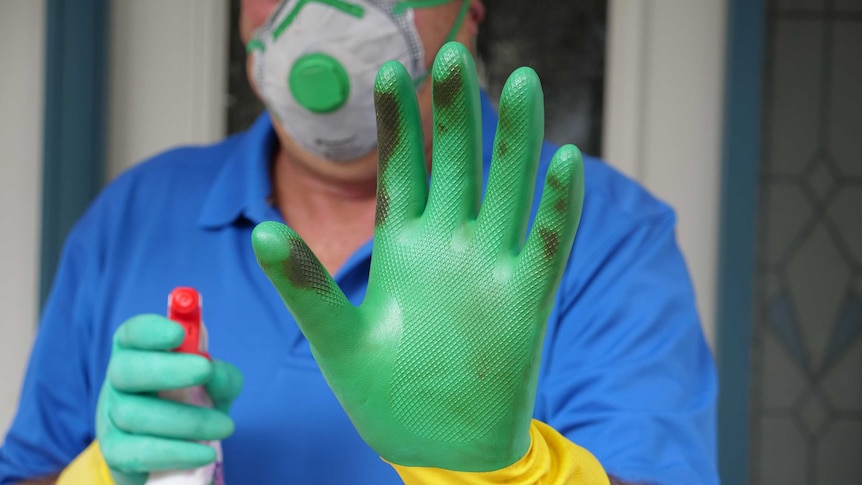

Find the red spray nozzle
[[168, 287, 210, 359]]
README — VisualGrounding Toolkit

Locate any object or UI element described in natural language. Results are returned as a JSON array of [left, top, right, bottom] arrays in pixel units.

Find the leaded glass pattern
[[751, 1, 862, 483]]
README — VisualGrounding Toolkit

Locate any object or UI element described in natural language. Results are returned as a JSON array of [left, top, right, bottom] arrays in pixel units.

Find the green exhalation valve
[[289, 53, 351, 114]]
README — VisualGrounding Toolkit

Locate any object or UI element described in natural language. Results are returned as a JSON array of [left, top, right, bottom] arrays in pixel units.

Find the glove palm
[[253, 42, 584, 472]]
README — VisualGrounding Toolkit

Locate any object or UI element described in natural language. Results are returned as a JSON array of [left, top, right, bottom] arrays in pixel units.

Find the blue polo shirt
[[0, 94, 718, 484]]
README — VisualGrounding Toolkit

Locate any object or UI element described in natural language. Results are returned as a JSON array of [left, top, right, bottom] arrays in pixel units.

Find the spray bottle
[[147, 287, 225, 485]]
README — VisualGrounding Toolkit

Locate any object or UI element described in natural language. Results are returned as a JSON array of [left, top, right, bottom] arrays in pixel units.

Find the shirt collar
[[199, 91, 499, 230], [198, 113, 281, 229]]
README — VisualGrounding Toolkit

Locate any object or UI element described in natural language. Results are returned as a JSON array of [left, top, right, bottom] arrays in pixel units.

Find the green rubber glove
[[96, 315, 244, 485], [252, 42, 584, 472]]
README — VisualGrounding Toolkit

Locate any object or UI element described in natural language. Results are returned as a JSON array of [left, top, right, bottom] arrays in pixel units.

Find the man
[[0, 1, 718, 483]]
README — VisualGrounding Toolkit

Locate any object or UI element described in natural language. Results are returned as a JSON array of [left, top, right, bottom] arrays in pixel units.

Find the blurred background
[[0, 0, 859, 483]]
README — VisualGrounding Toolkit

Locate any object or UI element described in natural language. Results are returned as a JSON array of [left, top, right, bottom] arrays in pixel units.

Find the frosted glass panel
[[751, 4, 862, 483]]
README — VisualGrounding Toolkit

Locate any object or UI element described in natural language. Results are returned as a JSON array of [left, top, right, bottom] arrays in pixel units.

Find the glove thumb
[[204, 359, 243, 413]]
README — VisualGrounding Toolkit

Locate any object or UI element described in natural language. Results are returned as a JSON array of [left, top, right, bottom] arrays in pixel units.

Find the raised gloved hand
[[252, 41, 584, 472], [96, 315, 243, 485]]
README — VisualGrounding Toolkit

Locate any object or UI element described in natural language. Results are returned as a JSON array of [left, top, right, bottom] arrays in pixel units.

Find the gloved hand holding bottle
[[252, 42, 607, 482], [94, 295, 243, 485]]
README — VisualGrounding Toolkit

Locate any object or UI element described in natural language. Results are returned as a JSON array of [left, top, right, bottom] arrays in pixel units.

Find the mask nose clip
[[289, 53, 352, 113]]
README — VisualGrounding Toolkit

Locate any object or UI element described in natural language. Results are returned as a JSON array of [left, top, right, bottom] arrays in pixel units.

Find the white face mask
[[249, 0, 470, 163]]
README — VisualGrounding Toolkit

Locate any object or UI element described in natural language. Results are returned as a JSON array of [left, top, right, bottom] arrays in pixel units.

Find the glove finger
[[205, 359, 244, 413], [477, 67, 545, 254], [373, 60, 428, 236], [252, 221, 361, 357], [101, 428, 216, 474], [517, 145, 584, 296], [109, 350, 211, 393], [109, 393, 235, 441], [116, 314, 185, 351], [426, 41, 483, 232], [108, 469, 147, 485]]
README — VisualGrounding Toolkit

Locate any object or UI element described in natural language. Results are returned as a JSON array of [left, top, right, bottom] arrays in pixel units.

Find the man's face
[[240, 0, 484, 175], [239, 0, 281, 45], [239, 0, 482, 72]]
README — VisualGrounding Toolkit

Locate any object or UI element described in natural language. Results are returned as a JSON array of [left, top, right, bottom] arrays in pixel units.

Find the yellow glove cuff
[[57, 441, 114, 485], [56, 423, 610, 485], [388, 420, 611, 484]]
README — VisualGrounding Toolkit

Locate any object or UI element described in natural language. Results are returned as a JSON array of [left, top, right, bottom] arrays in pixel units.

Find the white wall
[[108, 0, 230, 178], [604, 0, 729, 348], [0, 0, 46, 432]]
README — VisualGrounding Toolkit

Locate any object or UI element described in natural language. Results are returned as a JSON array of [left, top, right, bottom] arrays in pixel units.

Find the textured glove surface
[[96, 315, 243, 485], [252, 42, 584, 472]]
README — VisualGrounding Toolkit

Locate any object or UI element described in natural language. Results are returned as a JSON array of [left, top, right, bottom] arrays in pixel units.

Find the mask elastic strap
[[405, 0, 472, 87], [445, 1, 472, 45]]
